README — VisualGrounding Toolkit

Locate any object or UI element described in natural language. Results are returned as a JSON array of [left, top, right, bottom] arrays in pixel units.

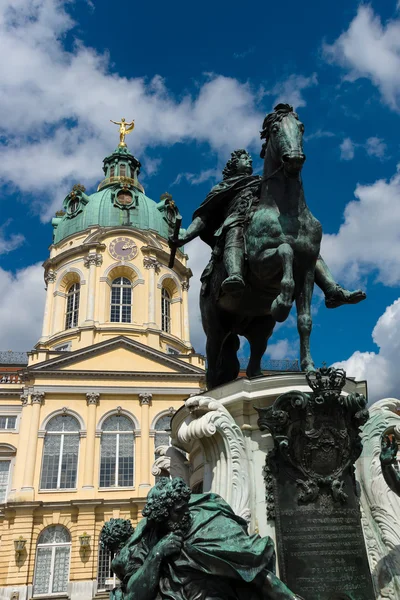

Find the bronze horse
[[200, 104, 322, 389]]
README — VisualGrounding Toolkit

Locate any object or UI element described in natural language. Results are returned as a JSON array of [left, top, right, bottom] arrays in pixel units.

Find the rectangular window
[[118, 434, 134, 487], [100, 435, 117, 488], [100, 434, 134, 488], [119, 164, 126, 177], [40, 434, 78, 490], [0, 416, 16, 429], [0, 461, 11, 502]]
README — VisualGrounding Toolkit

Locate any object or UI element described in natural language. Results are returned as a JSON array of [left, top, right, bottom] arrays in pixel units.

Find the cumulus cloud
[[321, 164, 400, 287], [186, 237, 208, 354], [333, 297, 400, 402], [172, 169, 219, 187], [340, 137, 355, 160], [0, 263, 45, 350], [323, 5, 400, 111], [365, 136, 387, 159], [0, 220, 24, 254], [269, 73, 318, 110], [265, 338, 297, 360]]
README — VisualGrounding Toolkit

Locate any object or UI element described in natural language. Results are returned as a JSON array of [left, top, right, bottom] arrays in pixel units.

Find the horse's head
[[260, 103, 306, 177]]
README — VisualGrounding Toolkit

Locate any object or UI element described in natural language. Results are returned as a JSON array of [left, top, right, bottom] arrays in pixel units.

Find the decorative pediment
[[28, 336, 204, 376]]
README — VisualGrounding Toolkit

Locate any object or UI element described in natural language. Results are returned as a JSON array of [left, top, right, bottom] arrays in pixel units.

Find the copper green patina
[[52, 146, 174, 244], [110, 478, 303, 600], [169, 104, 366, 389]]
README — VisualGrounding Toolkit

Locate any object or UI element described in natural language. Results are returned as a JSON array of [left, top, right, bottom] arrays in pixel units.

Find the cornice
[[24, 370, 204, 380], [141, 245, 191, 279], [28, 335, 205, 375]]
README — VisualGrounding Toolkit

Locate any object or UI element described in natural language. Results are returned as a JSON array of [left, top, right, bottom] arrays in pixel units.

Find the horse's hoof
[[221, 275, 245, 294], [301, 361, 315, 372], [271, 297, 292, 322]]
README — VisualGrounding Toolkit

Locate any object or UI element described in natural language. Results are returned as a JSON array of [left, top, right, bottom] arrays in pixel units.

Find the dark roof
[[0, 351, 28, 365]]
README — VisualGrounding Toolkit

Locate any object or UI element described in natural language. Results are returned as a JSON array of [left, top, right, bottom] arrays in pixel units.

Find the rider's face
[[236, 155, 253, 175]]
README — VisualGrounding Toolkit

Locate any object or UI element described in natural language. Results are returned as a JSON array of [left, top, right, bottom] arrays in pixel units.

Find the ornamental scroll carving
[[358, 398, 400, 599], [84, 252, 103, 268], [176, 396, 251, 522], [152, 445, 190, 483]]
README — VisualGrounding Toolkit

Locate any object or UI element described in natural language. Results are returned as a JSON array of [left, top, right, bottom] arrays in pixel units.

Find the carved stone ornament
[[151, 445, 190, 483], [176, 396, 251, 522], [31, 391, 45, 405], [86, 392, 100, 406], [257, 366, 369, 505], [139, 392, 152, 406], [44, 269, 57, 285], [61, 406, 69, 415], [182, 280, 190, 292], [357, 398, 400, 599], [83, 252, 103, 268], [20, 393, 28, 406], [143, 256, 161, 272]]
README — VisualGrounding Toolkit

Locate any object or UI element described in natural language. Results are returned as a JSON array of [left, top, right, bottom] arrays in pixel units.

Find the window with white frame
[[97, 543, 115, 591], [154, 415, 172, 460], [0, 460, 11, 502], [40, 415, 80, 490], [161, 288, 171, 333], [33, 526, 71, 596], [110, 277, 132, 323], [65, 282, 80, 329], [0, 416, 16, 430], [100, 415, 134, 488]]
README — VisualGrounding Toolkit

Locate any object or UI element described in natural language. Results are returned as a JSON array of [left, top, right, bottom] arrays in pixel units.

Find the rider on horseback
[[170, 149, 366, 308]]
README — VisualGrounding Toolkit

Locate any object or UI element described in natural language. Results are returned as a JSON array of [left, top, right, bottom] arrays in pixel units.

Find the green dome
[[52, 147, 177, 245]]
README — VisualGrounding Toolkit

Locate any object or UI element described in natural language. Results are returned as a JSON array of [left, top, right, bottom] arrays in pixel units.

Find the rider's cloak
[[192, 174, 261, 247]]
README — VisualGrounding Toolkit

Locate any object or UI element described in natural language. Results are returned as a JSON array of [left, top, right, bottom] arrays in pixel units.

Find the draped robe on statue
[[115, 493, 276, 600]]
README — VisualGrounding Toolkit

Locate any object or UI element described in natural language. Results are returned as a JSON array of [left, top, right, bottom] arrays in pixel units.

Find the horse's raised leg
[[219, 333, 241, 385], [271, 243, 295, 322], [245, 315, 276, 378], [296, 267, 315, 372]]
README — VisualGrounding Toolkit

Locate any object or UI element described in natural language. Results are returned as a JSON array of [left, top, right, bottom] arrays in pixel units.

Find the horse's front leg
[[270, 243, 295, 322], [296, 265, 315, 372]]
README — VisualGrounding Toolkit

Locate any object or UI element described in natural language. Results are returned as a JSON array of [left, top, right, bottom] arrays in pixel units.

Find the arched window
[[161, 288, 171, 333], [65, 282, 80, 329], [154, 414, 172, 459], [100, 415, 134, 488], [33, 526, 71, 596], [110, 277, 132, 323], [40, 415, 80, 490]]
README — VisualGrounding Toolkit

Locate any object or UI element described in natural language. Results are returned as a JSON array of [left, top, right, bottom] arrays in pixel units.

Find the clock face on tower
[[108, 237, 138, 261]]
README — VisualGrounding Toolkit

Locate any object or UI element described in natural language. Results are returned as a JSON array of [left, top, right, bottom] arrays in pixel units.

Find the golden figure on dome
[[110, 117, 135, 147]]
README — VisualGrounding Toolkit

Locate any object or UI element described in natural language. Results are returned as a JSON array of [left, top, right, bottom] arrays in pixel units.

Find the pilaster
[[21, 392, 45, 499], [139, 392, 152, 489], [83, 392, 100, 492]]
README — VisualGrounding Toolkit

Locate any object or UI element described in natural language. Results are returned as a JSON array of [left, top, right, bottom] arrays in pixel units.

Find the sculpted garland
[[169, 104, 365, 389]]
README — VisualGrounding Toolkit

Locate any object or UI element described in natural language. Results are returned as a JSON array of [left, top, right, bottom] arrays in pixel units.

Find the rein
[[262, 163, 284, 182]]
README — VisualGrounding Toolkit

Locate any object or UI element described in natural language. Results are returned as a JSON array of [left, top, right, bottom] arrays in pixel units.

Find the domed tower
[[34, 135, 196, 359]]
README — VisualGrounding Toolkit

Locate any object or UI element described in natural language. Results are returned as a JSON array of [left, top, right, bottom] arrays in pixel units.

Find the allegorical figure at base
[[111, 477, 304, 600], [380, 434, 400, 496]]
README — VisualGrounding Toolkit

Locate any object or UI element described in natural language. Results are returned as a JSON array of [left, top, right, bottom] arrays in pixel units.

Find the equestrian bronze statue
[[170, 104, 365, 389]]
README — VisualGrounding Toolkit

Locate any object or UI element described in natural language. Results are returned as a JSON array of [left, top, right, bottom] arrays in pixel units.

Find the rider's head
[[222, 149, 253, 180]]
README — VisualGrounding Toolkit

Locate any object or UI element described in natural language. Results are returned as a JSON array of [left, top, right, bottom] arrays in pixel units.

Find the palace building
[[0, 136, 205, 599]]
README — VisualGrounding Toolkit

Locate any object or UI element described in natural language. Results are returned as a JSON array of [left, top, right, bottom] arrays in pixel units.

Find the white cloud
[[323, 5, 400, 111], [0, 220, 24, 254], [321, 165, 400, 287], [0, 263, 45, 350], [304, 129, 335, 142], [365, 136, 387, 159], [333, 297, 400, 402], [172, 169, 219, 187], [265, 338, 297, 360], [340, 137, 355, 160], [269, 73, 318, 110]]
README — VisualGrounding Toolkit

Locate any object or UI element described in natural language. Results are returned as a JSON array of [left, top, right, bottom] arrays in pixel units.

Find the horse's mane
[[260, 103, 299, 158]]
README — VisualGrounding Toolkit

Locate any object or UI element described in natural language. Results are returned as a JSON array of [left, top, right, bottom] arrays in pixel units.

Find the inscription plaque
[[257, 367, 376, 600], [274, 471, 375, 599]]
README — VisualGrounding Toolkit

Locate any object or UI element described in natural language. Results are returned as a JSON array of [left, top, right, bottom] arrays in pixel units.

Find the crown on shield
[[306, 365, 346, 397]]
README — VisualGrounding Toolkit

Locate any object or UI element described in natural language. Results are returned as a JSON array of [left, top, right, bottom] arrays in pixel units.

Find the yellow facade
[[0, 155, 205, 599]]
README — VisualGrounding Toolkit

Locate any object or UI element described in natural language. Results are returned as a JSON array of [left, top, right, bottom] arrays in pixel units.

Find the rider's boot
[[222, 247, 245, 294], [324, 284, 366, 309]]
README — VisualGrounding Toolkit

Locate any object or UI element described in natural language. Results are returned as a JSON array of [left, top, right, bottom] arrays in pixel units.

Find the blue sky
[[0, 0, 400, 401]]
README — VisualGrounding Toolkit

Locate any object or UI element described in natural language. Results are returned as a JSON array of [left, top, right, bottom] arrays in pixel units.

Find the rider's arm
[[173, 216, 207, 246]]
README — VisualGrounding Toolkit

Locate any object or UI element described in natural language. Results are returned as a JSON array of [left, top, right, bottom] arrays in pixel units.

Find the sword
[[168, 213, 182, 269]]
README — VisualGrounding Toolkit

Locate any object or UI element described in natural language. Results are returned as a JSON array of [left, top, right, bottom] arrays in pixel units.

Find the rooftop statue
[[111, 477, 304, 600], [111, 117, 135, 147], [169, 104, 365, 389], [380, 434, 400, 496]]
